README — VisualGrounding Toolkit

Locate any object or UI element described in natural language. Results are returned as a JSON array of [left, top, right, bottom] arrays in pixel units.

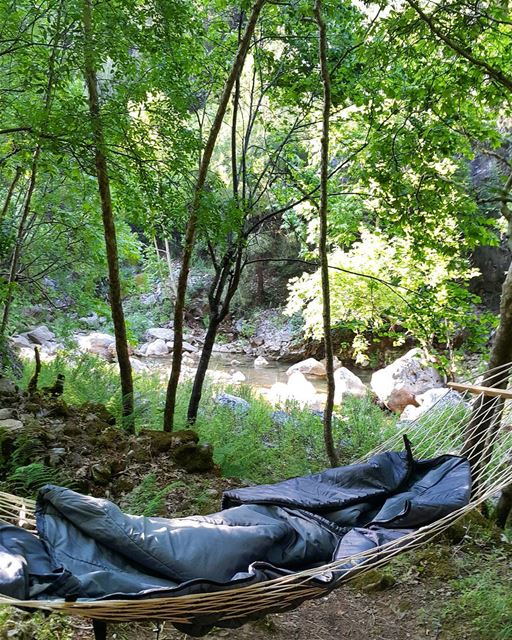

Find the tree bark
[[187, 248, 243, 423], [496, 482, 512, 528], [0, 166, 22, 224], [314, 0, 338, 468], [163, 0, 267, 432], [82, 0, 134, 431]]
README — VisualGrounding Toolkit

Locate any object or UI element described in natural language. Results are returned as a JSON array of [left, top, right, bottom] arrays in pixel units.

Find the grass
[[12, 353, 397, 484]]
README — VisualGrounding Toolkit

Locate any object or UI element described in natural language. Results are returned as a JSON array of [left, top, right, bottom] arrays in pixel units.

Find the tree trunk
[[0, 166, 22, 224], [496, 482, 512, 528], [163, 0, 267, 432], [462, 263, 512, 478], [187, 312, 223, 423], [82, 0, 134, 431], [1, 149, 40, 336], [314, 0, 338, 468]]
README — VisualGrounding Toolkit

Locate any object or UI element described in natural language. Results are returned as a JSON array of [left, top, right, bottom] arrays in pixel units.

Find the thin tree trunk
[[187, 248, 243, 423], [163, 0, 267, 432], [314, 0, 338, 468], [82, 0, 134, 431], [0, 166, 22, 224], [187, 313, 223, 422], [1, 149, 40, 336]]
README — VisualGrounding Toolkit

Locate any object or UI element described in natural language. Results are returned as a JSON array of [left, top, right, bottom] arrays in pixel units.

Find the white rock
[[146, 327, 174, 341], [0, 419, 23, 433], [254, 356, 269, 368], [212, 344, 231, 353], [79, 312, 100, 328], [334, 367, 368, 404], [286, 358, 326, 378], [231, 370, 246, 383], [129, 357, 148, 374], [9, 334, 31, 349], [76, 332, 115, 351], [25, 325, 55, 345], [287, 371, 318, 406], [0, 408, 15, 420], [321, 355, 342, 371], [267, 382, 290, 405], [183, 341, 198, 353], [400, 388, 467, 421], [370, 348, 443, 405], [145, 338, 169, 357]]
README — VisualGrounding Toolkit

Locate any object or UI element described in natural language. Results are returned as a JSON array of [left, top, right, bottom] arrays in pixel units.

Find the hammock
[[1, 363, 512, 639]]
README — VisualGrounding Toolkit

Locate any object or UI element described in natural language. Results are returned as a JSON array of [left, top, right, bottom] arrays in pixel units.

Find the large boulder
[[145, 338, 169, 357], [287, 371, 318, 406], [182, 341, 198, 353], [400, 388, 467, 422], [9, 334, 32, 349], [214, 393, 250, 414], [146, 327, 174, 341], [286, 358, 326, 378], [370, 349, 443, 408], [334, 367, 368, 404], [76, 332, 115, 354], [24, 325, 55, 345]]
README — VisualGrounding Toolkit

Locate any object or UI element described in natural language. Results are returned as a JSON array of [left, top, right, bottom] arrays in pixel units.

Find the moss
[[350, 569, 396, 592]]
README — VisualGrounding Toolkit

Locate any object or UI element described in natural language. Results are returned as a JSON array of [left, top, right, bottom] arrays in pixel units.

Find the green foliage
[[287, 229, 495, 364], [443, 567, 512, 639], [4, 463, 74, 497], [0, 609, 73, 640], [123, 473, 186, 516]]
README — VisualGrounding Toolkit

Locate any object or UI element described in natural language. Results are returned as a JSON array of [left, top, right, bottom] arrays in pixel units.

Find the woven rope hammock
[[1, 362, 512, 637]]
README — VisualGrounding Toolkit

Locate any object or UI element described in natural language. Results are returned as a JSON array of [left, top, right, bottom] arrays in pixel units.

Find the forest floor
[[1, 386, 511, 640]]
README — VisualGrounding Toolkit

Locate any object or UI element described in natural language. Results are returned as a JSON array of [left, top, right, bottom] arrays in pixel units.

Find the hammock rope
[[1, 362, 512, 629]]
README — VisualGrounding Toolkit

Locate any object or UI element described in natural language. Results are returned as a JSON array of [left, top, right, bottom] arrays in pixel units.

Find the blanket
[[0, 447, 471, 635]]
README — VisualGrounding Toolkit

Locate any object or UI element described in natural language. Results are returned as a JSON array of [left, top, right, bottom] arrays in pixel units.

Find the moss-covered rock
[[350, 569, 396, 592], [172, 442, 214, 473]]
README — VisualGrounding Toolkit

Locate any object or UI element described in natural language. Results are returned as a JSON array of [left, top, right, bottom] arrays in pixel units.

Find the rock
[[48, 447, 66, 467], [334, 367, 368, 403], [400, 388, 467, 421], [267, 382, 290, 405], [146, 327, 174, 341], [183, 341, 198, 353], [129, 357, 148, 374], [91, 462, 112, 485], [9, 334, 32, 349], [286, 358, 326, 378], [172, 442, 214, 473], [142, 430, 174, 454], [370, 348, 443, 407], [0, 377, 17, 395], [0, 408, 15, 420], [79, 312, 100, 328], [287, 371, 318, 406], [251, 336, 264, 347], [76, 332, 115, 358], [212, 344, 231, 353], [387, 388, 419, 413], [321, 355, 342, 371], [0, 419, 23, 432], [25, 325, 55, 345], [172, 429, 200, 446], [271, 410, 295, 427], [145, 338, 169, 357], [80, 402, 116, 425], [214, 393, 250, 413], [231, 370, 246, 383], [254, 356, 269, 368]]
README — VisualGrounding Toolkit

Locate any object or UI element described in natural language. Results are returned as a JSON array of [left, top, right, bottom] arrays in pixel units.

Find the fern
[[6, 463, 75, 497], [123, 473, 186, 516]]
